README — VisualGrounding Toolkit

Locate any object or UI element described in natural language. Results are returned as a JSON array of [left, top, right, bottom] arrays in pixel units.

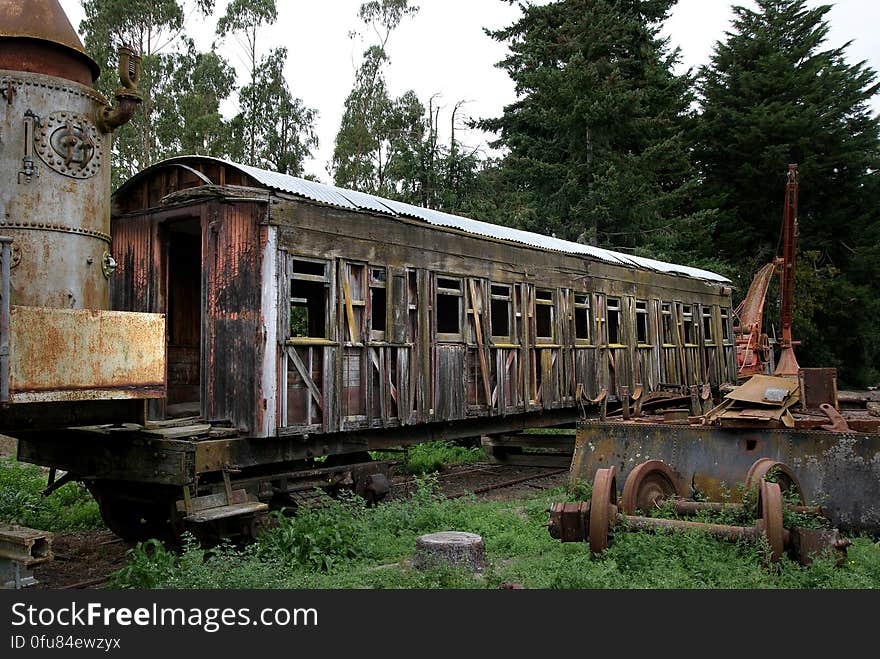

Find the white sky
[[58, 0, 880, 183]]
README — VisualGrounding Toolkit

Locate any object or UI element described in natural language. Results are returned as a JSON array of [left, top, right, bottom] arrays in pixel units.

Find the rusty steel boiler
[[0, 0, 141, 309]]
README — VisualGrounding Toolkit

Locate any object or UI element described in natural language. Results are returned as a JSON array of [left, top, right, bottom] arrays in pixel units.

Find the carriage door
[[165, 217, 202, 418]]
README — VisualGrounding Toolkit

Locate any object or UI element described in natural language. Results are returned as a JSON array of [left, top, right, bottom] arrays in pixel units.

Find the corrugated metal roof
[[154, 156, 730, 284]]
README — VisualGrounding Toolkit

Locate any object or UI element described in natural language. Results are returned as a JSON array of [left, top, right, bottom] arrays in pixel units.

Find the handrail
[[0, 236, 12, 403]]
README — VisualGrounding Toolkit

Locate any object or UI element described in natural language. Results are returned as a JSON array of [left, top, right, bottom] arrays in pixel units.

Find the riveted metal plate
[[35, 110, 103, 178]]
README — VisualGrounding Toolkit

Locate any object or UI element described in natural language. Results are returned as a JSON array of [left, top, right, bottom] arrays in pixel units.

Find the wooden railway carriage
[[21, 154, 735, 539], [111, 156, 736, 443]]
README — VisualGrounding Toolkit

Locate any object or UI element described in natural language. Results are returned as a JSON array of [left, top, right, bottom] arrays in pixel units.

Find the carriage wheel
[[745, 458, 804, 506], [621, 460, 684, 515], [589, 467, 617, 554], [758, 480, 785, 563]]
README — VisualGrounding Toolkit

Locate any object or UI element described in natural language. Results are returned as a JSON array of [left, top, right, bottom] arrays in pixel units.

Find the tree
[[694, 0, 880, 385], [81, 0, 229, 186], [478, 0, 713, 264], [152, 38, 237, 158], [331, 0, 421, 194], [217, 0, 317, 173], [235, 48, 318, 175]]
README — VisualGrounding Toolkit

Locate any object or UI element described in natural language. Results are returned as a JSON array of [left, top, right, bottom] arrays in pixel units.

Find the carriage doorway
[[165, 219, 202, 418]]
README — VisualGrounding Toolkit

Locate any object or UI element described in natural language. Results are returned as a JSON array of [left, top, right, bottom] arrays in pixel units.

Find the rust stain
[[7, 306, 165, 399]]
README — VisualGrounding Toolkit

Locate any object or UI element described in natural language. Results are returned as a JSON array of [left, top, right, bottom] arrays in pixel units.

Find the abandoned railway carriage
[[17, 153, 732, 538], [111, 156, 737, 436]]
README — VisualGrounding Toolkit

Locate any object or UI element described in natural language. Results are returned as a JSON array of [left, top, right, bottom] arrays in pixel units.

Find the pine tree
[[479, 0, 712, 263], [695, 0, 880, 385]]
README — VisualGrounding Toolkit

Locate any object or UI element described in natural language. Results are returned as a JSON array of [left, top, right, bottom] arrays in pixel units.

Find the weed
[[565, 479, 591, 502], [108, 538, 179, 589], [373, 441, 485, 474], [0, 457, 102, 531]]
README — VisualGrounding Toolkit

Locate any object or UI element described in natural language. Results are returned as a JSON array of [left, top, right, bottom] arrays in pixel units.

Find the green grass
[[0, 457, 103, 532], [108, 476, 880, 590], [371, 440, 485, 474]]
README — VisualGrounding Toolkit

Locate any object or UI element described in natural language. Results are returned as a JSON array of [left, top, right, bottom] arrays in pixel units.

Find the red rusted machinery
[[0, 4, 165, 442], [548, 461, 850, 565], [734, 164, 801, 379]]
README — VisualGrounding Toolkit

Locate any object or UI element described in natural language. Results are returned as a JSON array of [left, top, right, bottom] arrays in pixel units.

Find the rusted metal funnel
[[0, 0, 100, 85]]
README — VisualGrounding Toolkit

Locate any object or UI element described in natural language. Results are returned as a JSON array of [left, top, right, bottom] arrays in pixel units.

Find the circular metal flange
[[589, 467, 617, 554], [759, 480, 785, 563], [35, 111, 103, 179], [746, 458, 804, 506], [621, 460, 685, 515]]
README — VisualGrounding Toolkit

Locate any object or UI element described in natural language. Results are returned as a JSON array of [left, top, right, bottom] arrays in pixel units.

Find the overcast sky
[[58, 0, 880, 182]]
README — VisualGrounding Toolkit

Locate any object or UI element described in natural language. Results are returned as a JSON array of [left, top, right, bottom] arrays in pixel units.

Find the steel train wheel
[[621, 460, 684, 515], [589, 467, 617, 554], [758, 480, 785, 562], [745, 458, 804, 505]]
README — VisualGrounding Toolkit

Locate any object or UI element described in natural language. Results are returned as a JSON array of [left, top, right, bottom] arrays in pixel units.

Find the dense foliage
[[0, 457, 103, 531], [80, 0, 317, 186]]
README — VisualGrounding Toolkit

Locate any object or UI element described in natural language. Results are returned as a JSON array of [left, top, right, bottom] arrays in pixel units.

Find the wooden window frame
[[369, 266, 388, 342], [574, 293, 592, 345], [489, 283, 514, 343], [435, 274, 464, 342], [288, 255, 332, 344], [606, 296, 623, 347], [535, 288, 555, 344], [661, 302, 676, 347], [702, 305, 716, 346], [635, 299, 651, 347]]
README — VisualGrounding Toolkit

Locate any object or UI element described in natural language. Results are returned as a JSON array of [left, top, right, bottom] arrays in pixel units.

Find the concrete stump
[[414, 531, 486, 572]]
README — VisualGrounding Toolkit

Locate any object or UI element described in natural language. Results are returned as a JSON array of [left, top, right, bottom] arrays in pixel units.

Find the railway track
[[394, 462, 569, 499]]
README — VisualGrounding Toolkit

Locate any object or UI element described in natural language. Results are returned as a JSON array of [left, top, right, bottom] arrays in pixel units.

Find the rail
[[0, 236, 11, 403]]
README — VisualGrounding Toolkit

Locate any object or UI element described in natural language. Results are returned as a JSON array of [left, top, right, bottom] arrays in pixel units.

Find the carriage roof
[[116, 155, 730, 285]]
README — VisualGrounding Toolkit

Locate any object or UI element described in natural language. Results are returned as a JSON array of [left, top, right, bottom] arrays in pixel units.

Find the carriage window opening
[[703, 307, 714, 344], [490, 284, 511, 338], [290, 279, 326, 338], [371, 287, 387, 334], [536, 289, 554, 339], [437, 277, 462, 335], [575, 294, 590, 341], [682, 305, 695, 344], [721, 308, 731, 342], [661, 303, 675, 345], [370, 268, 387, 336], [607, 297, 621, 344], [292, 260, 325, 277], [636, 300, 649, 344]]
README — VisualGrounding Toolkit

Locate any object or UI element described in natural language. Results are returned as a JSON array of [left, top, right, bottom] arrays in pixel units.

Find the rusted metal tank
[[0, 0, 140, 309]]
